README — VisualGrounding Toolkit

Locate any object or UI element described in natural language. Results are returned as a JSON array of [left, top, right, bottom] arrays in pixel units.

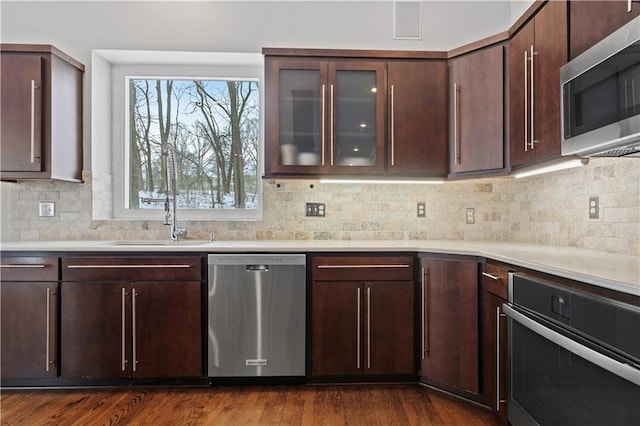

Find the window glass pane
[[127, 78, 260, 210]]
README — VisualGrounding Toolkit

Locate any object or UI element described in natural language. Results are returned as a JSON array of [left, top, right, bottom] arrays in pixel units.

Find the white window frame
[[93, 50, 264, 221]]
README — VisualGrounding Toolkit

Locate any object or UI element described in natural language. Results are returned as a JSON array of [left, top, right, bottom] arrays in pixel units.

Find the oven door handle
[[503, 303, 640, 387]]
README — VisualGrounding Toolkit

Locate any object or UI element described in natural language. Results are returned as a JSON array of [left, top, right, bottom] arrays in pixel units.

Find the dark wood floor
[[0, 384, 501, 425]]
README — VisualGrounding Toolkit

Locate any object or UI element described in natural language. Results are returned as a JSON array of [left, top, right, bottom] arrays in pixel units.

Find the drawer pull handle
[[66, 264, 191, 269], [1, 264, 47, 268], [482, 272, 500, 281], [317, 264, 410, 269]]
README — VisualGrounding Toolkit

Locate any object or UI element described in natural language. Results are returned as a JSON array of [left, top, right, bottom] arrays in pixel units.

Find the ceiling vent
[[394, 1, 422, 40]]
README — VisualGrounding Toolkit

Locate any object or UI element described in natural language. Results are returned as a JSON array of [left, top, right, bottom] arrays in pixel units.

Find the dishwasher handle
[[246, 265, 269, 272]]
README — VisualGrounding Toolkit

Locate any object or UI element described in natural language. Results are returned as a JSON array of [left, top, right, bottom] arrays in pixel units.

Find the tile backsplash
[[3, 157, 639, 256]]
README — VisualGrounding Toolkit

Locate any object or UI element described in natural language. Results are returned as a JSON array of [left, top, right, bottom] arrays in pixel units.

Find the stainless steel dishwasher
[[207, 254, 306, 377]]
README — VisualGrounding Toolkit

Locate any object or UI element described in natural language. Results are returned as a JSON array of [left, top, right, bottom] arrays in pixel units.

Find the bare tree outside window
[[127, 78, 259, 211]]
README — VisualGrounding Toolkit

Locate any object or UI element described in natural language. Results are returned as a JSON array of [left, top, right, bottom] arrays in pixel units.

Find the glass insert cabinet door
[[330, 62, 385, 171], [266, 58, 385, 174]]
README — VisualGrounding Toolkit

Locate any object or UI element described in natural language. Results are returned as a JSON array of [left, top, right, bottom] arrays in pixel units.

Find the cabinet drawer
[[482, 262, 509, 299], [61, 256, 202, 281], [312, 256, 414, 281], [0, 256, 59, 281]]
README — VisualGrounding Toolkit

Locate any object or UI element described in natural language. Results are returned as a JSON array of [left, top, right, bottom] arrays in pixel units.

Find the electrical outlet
[[465, 208, 475, 224], [306, 202, 325, 217], [417, 202, 426, 218], [39, 202, 55, 217], [589, 196, 599, 219]]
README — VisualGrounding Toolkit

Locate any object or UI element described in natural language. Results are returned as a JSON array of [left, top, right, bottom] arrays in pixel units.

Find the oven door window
[[511, 320, 640, 426]]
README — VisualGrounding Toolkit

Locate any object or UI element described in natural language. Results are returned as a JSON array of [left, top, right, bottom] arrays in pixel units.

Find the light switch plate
[[306, 202, 325, 217], [39, 202, 55, 217]]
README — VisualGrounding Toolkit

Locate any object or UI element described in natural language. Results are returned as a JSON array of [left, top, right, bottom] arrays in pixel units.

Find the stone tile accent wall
[[3, 158, 639, 256]]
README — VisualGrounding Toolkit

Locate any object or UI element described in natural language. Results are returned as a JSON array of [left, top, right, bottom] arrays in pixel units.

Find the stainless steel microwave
[[561, 16, 640, 157]]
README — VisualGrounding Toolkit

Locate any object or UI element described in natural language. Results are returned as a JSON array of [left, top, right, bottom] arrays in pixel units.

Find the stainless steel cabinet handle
[[1, 264, 46, 268], [317, 264, 410, 269], [421, 268, 425, 359], [629, 0, 633, 12], [482, 272, 500, 281], [132, 289, 138, 372], [390, 84, 395, 166], [121, 288, 127, 371], [367, 286, 371, 369], [45, 288, 53, 372], [496, 306, 507, 411], [321, 84, 326, 165], [503, 304, 640, 386], [424, 268, 430, 356], [530, 45, 538, 149], [330, 84, 335, 166], [524, 50, 529, 152], [30, 79, 38, 163], [66, 264, 191, 269], [453, 83, 460, 165], [357, 287, 361, 369]]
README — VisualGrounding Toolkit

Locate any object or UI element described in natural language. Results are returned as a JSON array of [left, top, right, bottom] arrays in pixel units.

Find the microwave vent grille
[[593, 145, 640, 157]]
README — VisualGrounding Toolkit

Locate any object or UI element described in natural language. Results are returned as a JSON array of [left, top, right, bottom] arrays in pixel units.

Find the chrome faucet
[[162, 144, 187, 241]]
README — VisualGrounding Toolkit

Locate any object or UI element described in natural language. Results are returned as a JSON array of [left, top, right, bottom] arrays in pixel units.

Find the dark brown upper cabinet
[[0, 44, 84, 182], [387, 61, 448, 177], [569, 0, 640, 60], [509, 0, 568, 169], [264, 56, 385, 176], [448, 44, 506, 177], [263, 49, 449, 179]]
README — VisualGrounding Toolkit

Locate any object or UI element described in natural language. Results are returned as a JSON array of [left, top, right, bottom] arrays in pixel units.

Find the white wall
[[510, 0, 536, 24]]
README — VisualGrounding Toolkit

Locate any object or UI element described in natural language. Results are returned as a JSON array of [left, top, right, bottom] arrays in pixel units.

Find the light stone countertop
[[1, 239, 638, 297]]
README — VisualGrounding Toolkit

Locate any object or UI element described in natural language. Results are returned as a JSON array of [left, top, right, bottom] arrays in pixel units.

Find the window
[[106, 52, 263, 221], [127, 77, 259, 210]]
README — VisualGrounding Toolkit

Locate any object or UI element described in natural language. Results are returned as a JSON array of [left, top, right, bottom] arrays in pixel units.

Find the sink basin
[[104, 240, 212, 246]]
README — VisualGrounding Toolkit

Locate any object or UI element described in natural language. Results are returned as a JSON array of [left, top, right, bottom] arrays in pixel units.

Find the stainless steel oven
[[504, 273, 640, 425]]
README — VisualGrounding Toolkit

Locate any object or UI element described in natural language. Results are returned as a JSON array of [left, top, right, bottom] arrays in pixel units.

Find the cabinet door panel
[[570, 0, 640, 59], [509, 23, 536, 167], [0, 53, 43, 172], [420, 258, 479, 394], [366, 281, 414, 376], [450, 46, 504, 174], [532, 0, 567, 161], [388, 61, 447, 176], [482, 290, 508, 423], [61, 282, 129, 379], [1, 282, 57, 379], [133, 281, 202, 378], [329, 61, 385, 173], [311, 281, 361, 377]]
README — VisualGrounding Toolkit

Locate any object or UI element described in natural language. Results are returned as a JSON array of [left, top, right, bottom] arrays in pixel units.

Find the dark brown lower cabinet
[[310, 255, 414, 380], [481, 262, 510, 424], [61, 280, 201, 379], [60, 256, 203, 380], [1, 256, 59, 381], [419, 256, 479, 397], [1, 282, 58, 379], [482, 291, 508, 423]]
